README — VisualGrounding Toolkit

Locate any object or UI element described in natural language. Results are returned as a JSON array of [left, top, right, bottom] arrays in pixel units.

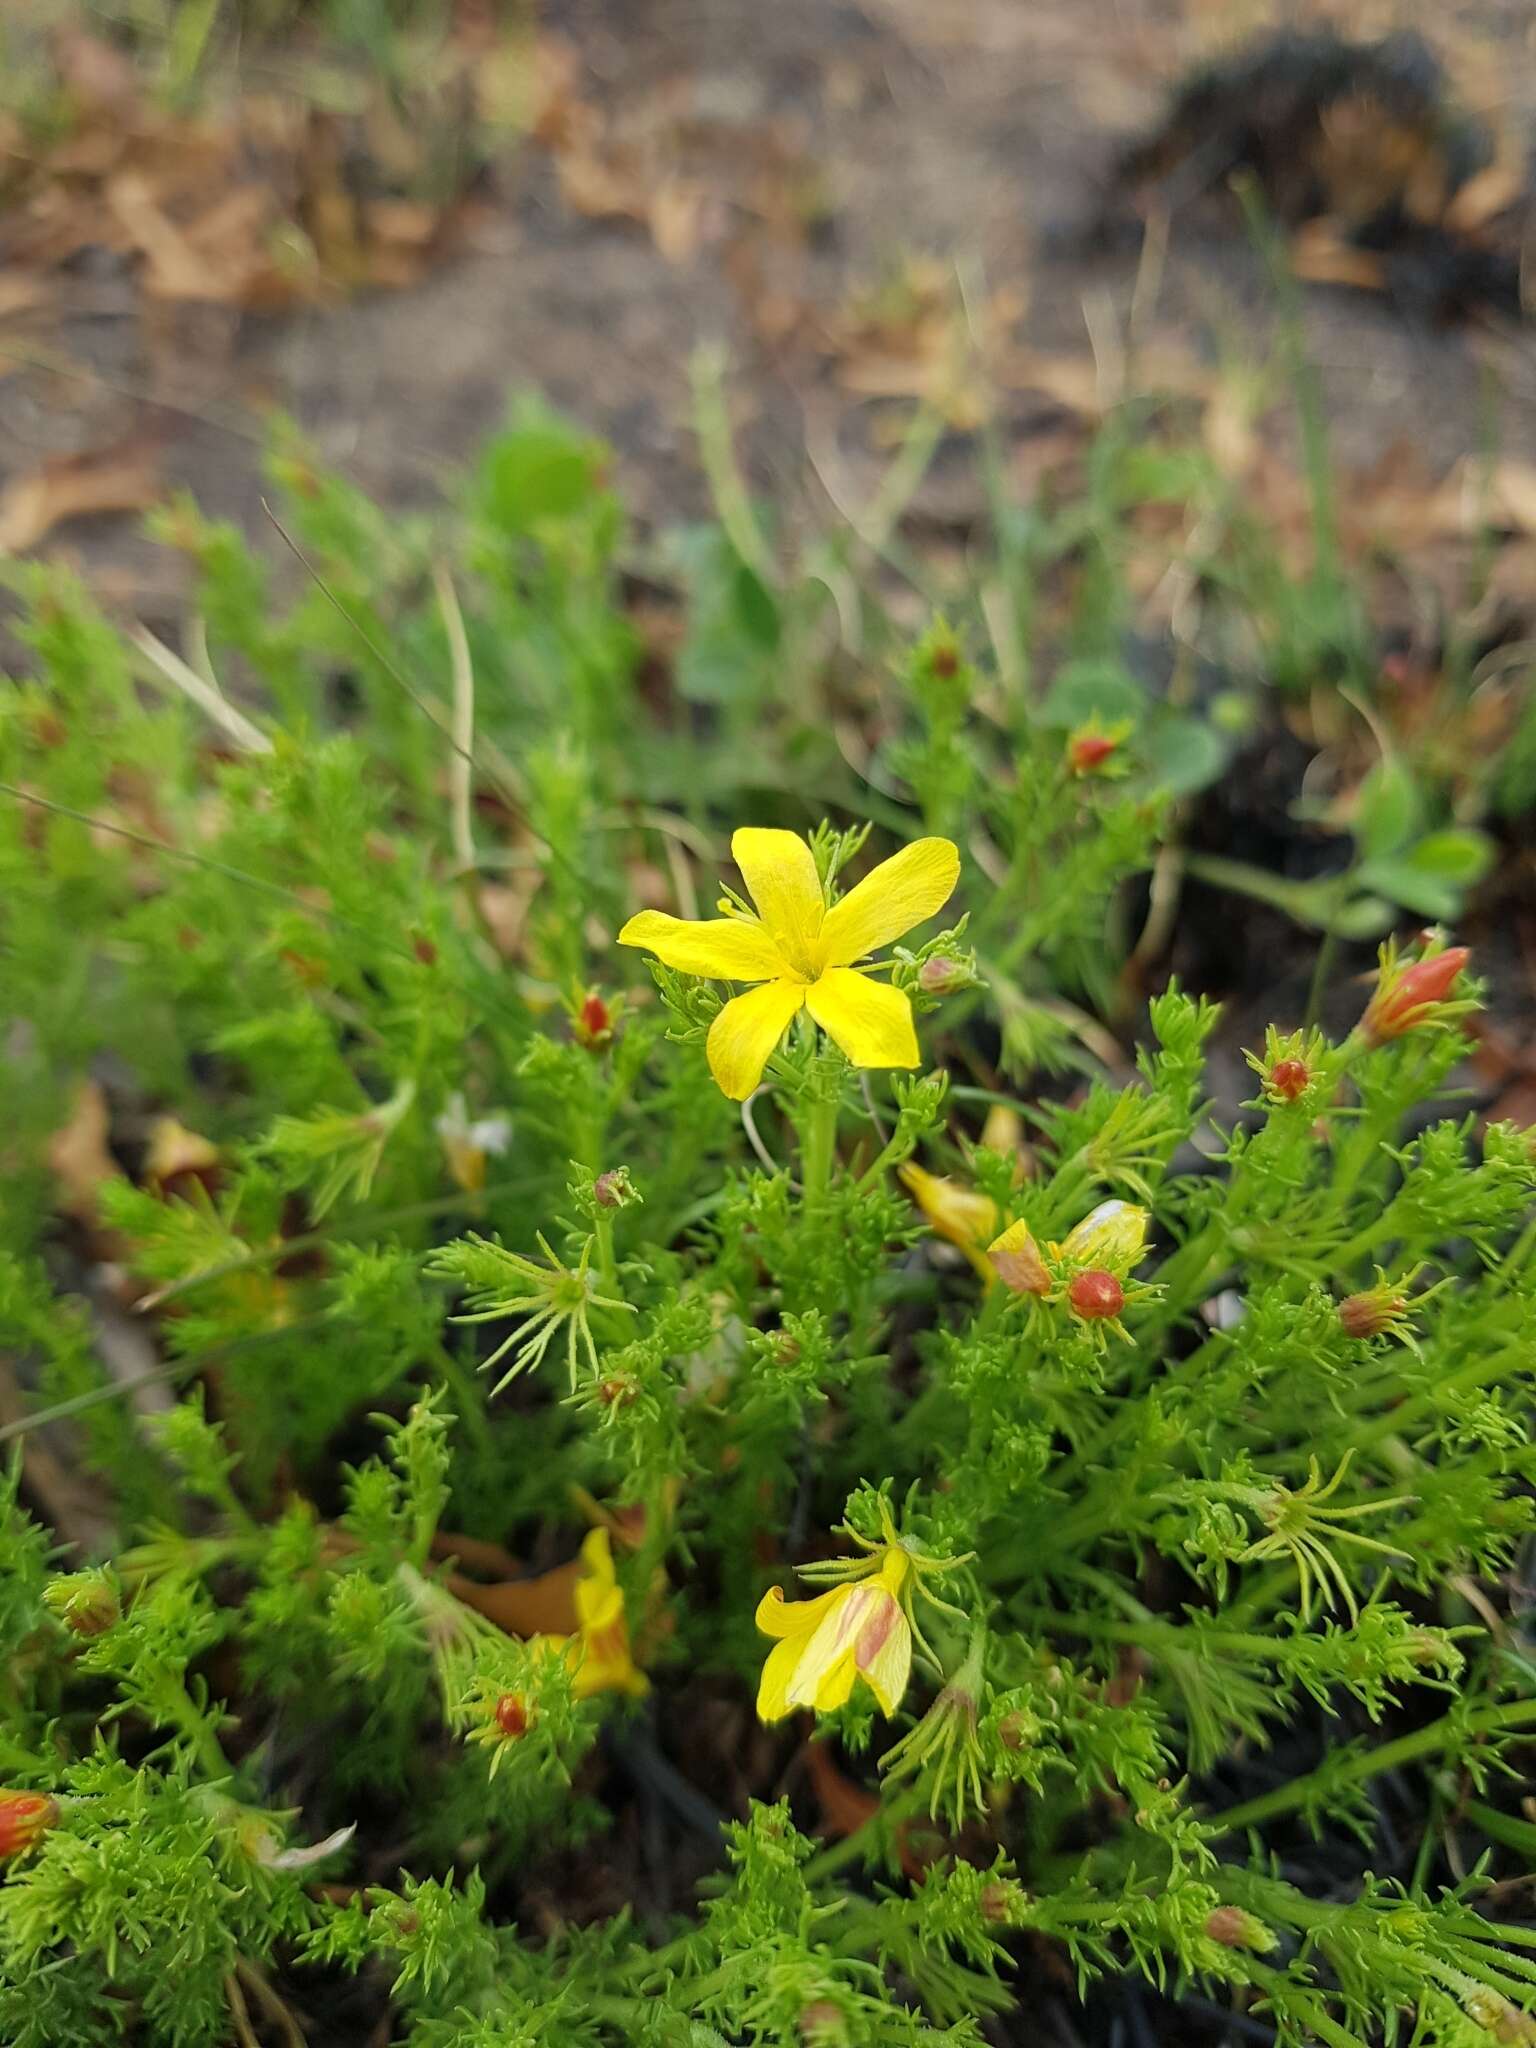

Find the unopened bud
[[930, 644, 960, 679], [597, 1374, 638, 1408], [593, 1167, 638, 1210], [43, 1571, 120, 1638], [1068, 1269, 1124, 1320], [1338, 1284, 1408, 1340], [1059, 1199, 1148, 1273], [0, 1792, 57, 1859], [799, 2003, 848, 2046], [918, 954, 964, 996], [979, 1878, 1025, 1924], [1204, 1906, 1277, 1953], [1465, 1990, 1536, 2043], [1067, 728, 1121, 776], [1361, 945, 1470, 1046], [494, 1693, 531, 1739], [1268, 1058, 1310, 1101], [987, 1218, 1051, 1296], [772, 1329, 802, 1365], [997, 1710, 1038, 1751], [575, 991, 614, 1051]]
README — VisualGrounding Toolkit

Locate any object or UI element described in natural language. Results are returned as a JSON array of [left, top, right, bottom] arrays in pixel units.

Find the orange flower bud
[[1269, 1057, 1310, 1101], [1068, 729, 1120, 775], [1068, 1269, 1124, 1320], [494, 1694, 531, 1739], [0, 1792, 57, 1859], [1361, 946, 1470, 1046]]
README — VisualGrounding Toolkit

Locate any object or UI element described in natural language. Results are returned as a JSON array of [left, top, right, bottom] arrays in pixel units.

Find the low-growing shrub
[[2, 421, 1535, 2048]]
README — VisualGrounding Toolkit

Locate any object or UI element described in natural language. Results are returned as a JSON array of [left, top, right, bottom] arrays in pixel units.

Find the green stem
[[593, 1209, 618, 1295], [1204, 1695, 1536, 1841], [800, 1785, 930, 1885], [799, 1090, 839, 1208]]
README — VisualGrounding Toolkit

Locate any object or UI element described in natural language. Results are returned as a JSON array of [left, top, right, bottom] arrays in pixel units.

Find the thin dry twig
[[129, 624, 273, 755]]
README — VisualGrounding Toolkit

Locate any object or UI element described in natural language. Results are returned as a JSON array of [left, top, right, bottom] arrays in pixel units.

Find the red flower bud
[[1068, 730, 1121, 776], [918, 955, 963, 996], [494, 1694, 531, 1739], [930, 645, 960, 679], [1269, 1058, 1310, 1101], [575, 991, 614, 1051], [1068, 1269, 1124, 1320], [1361, 947, 1470, 1046], [0, 1792, 57, 1859]]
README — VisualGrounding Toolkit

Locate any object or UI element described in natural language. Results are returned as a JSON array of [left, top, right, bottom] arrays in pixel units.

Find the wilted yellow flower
[[527, 1528, 648, 1701], [618, 829, 959, 1100], [756, 1548, 913, 1721], [1057, 1199, 1148, 1273], [986, 1217, 1050, 1296], [899, 1163, 998, 1278], [566, 1527, 648, 1699]]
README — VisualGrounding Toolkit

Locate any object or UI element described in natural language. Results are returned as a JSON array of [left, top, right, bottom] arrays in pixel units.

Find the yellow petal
[[819, 837, 960, 967], [854, 1598, 912, 1717], [756, 1634, 803, 1721], [805, 968, 919, 1071], [706, 980, 806, 1100], [899, 1163, 997, 1277], [617, 909, 784, 982], [573, 1527, 616, 1629], [755, 1582, 841, 1640], [806, 1649, 858, 1713], [785, 1581, 878, 1710], [732, 829, 825, 977]]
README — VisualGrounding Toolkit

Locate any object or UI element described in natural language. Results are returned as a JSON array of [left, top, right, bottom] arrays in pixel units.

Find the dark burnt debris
[[1107, 27, 1533, 321]]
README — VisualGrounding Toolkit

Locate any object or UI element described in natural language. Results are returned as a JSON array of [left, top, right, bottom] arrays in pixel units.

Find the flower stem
[[799, 1089, 839, 1207]]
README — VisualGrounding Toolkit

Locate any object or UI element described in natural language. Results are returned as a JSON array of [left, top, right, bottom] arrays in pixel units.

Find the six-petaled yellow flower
[[755, 1548, 913, 1721], [618, 829, 960, 1100]]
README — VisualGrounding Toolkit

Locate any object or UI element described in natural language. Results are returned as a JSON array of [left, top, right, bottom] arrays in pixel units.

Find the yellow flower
[[1057, 1199, 1149, 1273], [533, 1528, 648, 1700], [618, 829, 960, 1100], [899, 1163, 997, 1279], [755, 1548, 913, 1721]]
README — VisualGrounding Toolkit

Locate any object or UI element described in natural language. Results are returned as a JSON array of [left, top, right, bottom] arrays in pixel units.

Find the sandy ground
[[6, 0, 1536, 611]]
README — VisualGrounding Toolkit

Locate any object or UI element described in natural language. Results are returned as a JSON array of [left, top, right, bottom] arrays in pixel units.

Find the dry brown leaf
[[1444, 160, 1528, 234], [447, 1558, 584, 1637], [145, 1117, 220, 1190], [107, 169, 252, 302], [51, 29, 141, 115], [647, 177, 707, 265], [0, 440, 162, 555], [48, 1080, 123, 1224], [1289, 221, 1386, 293], [1487, 461, 1536, 536]]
